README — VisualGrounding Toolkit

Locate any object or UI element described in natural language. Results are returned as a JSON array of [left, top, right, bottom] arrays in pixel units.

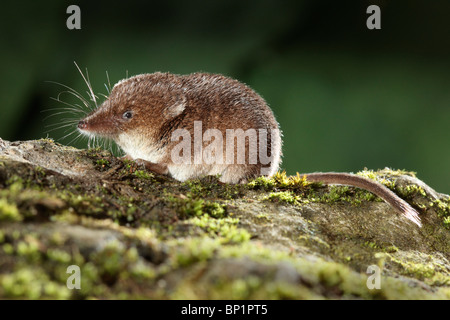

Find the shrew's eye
[[122, 111, 133, 119]]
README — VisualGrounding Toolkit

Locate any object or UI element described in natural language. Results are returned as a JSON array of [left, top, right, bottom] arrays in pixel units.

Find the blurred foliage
[[0, 0, 449, 193]]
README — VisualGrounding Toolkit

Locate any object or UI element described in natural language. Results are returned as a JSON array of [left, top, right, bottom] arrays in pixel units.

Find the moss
[[396, 184, 427, 198], [298, 235, 330, 250], [358, 168, 450, 228], [125, 205, 137, 221], [38, 137, 56, 144], [91, 240, 126, 280], [189, 215, 251, 244], [46, 249, 72, 264], [383, 246, 399, 253], [211, 241, 448, 300], [128, 260, 156, 281], [358, 168, 417, 179], [316, 261, 352, 287], [0, 267, 71, 299], [248, 171, 310, 192], [95, 159, 110, 169], [271, 172, 311, 189], [171, 237, 220, 268], [2, 243, 14, 255], [133, 170, 153, 180], [385, 253, 450, 286], [178, 198, 204, 217], [182, 180, 210, 197], [251, 171, 382, 209], [443, 217, 450, 228], [263, 191, 298, 204], [356, 169, 429, 207], [0, 198, 22, 222], [430, 198, 450, 228], [320, 186, 351, 203], [209, 276, 310, 300], [34, 166, 46, 177], [167, 194, 227, 219], [202, 202, 226, 219], [255, 213, 271, 221], [7, 177, 25, 193], [181, 177, 243, 200], [59, 192, 105, 216], [16, 238, 41, 263], [316, 185, 378, 205], [86, 147, 110, 158], [247, 176, 276, 191]]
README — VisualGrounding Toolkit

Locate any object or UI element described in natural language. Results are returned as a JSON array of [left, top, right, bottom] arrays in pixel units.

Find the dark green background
[[1, 0, 449, 193]]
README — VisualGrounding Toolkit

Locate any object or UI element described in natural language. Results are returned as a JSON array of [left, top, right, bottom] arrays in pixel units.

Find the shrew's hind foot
[[128, 157, 169, 175]]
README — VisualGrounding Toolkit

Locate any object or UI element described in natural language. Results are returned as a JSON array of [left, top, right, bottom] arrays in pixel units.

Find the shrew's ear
[[164, 95, 186, 119]]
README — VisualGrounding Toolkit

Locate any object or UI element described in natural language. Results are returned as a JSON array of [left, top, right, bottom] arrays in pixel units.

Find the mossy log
[[0, 138, 449, 299]]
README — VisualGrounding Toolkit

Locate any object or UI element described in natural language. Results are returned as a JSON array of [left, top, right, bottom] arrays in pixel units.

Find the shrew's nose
[[78, 120, 88, 130]]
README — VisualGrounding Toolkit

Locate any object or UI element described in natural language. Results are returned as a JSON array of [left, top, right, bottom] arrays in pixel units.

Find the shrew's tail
[[302, 172, 422, 227]]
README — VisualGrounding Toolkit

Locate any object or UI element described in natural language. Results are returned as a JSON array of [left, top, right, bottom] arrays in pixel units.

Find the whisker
[[67, 132, 84, 146], [106, 70, 112, 93], [45, 120, 78, 129], [45, 64, 115, 151], [45, 123, 77, 134], [42, 111, 79, 125], [58, 128, 79, 141], [74, 61, 98, 109], [85, 91, 101, 105], [49, 96, 89, 113], [43, 111, 84, 122], [44, 115, 80, 123], [45, 122, 78, 130], [46, 81, 92, 110], [57, 90, 92, 111], [41, 107, 83, 116]]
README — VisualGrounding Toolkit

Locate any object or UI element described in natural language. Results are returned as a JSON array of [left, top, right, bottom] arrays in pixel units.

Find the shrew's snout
[[78, 120, 88, 130], [77, 114, 116, 137]]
